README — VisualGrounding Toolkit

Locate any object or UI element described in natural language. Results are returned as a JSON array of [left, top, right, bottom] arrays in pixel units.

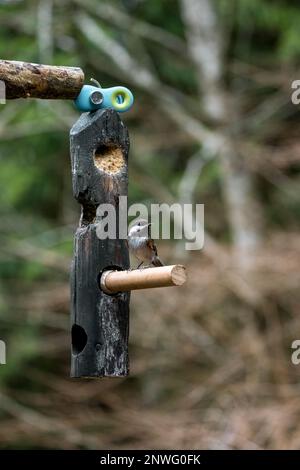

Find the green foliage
[[232, 0, 300, 61], [0, 324, 40, 386]]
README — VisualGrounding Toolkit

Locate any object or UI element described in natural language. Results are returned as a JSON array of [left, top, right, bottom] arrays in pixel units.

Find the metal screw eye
[[90, 90, 103, 105]]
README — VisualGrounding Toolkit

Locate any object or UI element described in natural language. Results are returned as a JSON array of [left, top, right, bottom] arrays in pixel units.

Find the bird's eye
[[138, 222, 141, 226]]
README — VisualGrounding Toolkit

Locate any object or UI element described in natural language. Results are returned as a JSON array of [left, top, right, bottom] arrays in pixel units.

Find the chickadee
[[128, 219, 164, 268]]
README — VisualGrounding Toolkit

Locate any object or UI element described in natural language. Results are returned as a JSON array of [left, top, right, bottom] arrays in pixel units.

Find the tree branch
[[0, 60, 84, 99]]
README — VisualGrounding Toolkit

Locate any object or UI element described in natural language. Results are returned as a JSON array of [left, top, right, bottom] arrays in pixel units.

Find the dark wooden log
[[70, 108, 130, 378], [0, 60, 84, 99]]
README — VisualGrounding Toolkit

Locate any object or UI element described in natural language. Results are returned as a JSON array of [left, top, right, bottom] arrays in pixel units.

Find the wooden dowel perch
[[100, 265, 187, 294], [0, 60, 84, 99]]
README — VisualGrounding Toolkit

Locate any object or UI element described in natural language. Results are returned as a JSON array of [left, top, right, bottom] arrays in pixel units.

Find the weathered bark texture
[[70, 109, 130, 378], [0, 59, 84, 99]]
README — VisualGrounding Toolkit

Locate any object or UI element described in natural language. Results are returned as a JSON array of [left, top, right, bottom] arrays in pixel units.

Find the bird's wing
[[146, 238, 158, 256]]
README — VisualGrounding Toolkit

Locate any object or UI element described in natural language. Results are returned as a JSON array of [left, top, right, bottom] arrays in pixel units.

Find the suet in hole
[[94, 145, 125, 174]]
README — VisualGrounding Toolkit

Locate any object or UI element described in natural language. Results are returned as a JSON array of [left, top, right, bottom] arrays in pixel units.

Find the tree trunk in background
[[180, 0, 263, 269], [37, 0, 54, 64]]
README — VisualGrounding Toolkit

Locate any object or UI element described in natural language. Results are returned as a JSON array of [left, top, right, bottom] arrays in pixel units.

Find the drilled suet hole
[[81, 203, 97, 226], [71, 324, 87, 355], [94, 145, 125, 174]]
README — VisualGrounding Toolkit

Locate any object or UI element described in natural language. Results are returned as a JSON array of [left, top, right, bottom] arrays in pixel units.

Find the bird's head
[[128, 219, 151, 237]]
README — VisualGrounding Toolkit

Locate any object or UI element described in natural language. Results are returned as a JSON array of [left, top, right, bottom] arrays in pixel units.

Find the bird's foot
[[140, 264, 152, 269]]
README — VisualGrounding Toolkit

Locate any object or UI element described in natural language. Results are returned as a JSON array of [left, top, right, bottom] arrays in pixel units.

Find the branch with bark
[[0, 59, 84, 99]]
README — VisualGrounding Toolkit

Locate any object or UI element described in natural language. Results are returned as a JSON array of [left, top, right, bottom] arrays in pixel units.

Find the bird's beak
[[146, 223, 152, 228]]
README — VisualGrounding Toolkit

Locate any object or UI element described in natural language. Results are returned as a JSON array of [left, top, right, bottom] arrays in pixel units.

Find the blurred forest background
[[1, 0, 300, 450]]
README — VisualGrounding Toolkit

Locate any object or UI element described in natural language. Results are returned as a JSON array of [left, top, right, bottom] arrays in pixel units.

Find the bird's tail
[[152, 256, 164, 267]]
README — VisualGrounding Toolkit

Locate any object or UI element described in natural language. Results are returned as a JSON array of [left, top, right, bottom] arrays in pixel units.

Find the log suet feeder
[[1, 59, 187, 378], [70, 108, 131, 378]]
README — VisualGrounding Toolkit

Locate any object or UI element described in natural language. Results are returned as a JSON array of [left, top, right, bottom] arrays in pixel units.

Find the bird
[[127, 218, 164, 268]]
